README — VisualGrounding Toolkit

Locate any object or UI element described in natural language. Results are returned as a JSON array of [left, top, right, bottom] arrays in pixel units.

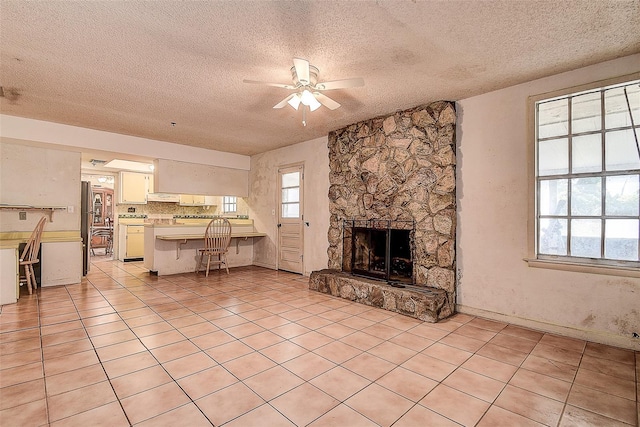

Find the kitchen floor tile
[[376, 366, 437, 402], [195, 382, 264, 426], [567, 383, 637, 425], [244, 365, 305, 400], [308, 403, 378, 427], [110, 364, 173, 398], [2, 261, 638, 426], [345, 383, 414, 426], [494, 384, 565, 426], [309, 366, 371, 401], [120, 382, 191, 424], [270, 383, 340, 426], [420, 384, 490, 426]]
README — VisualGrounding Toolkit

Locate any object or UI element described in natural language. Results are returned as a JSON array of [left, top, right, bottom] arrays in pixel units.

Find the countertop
[[145, 219, 254, 228]]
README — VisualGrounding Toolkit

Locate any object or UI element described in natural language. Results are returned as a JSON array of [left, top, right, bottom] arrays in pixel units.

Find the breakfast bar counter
[[143, 219, 266, 276]]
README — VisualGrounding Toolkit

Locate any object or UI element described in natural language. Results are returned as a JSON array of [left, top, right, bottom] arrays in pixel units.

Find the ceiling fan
[[243, 58, 364, 126]]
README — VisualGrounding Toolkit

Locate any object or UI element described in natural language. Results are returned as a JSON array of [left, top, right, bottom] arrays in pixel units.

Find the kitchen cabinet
[[92, 187, 114, 226], [119, 224, 144, 259], [179, 195, 216, 206], [120, 172, 153, 204], [179, 194, 205, 205]]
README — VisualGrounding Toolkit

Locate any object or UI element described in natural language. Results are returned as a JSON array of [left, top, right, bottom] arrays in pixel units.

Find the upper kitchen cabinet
[[120, 172, 153, 204], [179, 194, 204, 205], [178, 195, 217, 206]]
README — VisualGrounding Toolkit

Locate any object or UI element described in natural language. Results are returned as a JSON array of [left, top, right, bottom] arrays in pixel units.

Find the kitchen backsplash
[[116, 198, 249, 217]]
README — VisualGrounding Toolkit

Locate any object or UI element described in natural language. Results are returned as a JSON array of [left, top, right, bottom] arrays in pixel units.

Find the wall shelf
[[0, 205, 67, 222]]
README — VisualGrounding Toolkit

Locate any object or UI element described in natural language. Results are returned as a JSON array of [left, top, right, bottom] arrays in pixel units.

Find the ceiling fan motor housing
[[291, 65, 319, 88]]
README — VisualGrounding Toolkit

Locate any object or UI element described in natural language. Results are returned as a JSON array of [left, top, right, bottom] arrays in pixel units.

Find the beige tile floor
[[1, 260, 638, 426]]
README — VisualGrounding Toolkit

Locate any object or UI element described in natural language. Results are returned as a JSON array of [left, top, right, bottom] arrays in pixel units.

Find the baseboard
[[251, 261, 276, 270], [456, 304, 640, 351]]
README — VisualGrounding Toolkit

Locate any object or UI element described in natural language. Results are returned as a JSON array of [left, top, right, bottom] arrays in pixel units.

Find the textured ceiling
[[1, 1, 639, 156]]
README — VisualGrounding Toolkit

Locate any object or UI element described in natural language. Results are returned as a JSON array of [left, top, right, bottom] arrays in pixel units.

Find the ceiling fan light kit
[[244, 57, 364, 126]]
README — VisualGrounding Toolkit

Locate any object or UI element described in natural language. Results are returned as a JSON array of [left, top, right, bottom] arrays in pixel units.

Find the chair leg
[[197, 252, 204, 274], [30, 265, 37, 292], [223, 253, 229, 274], [205, 254, 211, 277], [24, 265, 33, 295]]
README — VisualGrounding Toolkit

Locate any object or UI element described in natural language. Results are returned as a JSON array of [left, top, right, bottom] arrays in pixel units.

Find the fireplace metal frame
[[343, 219, 415, 285]]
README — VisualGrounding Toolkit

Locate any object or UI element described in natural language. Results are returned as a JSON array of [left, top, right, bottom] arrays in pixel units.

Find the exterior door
[[278, 165, 304, 274]]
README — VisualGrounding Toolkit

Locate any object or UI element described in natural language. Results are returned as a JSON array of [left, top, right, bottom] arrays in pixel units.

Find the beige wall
[[0, 141, 81, 232], [249, 137, 330, 275], [456, 53, 640, 350]]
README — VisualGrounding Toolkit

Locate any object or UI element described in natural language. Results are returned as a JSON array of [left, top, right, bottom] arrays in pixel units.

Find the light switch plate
[[19, 211, 26, 220], [67, 205, 74, 213]]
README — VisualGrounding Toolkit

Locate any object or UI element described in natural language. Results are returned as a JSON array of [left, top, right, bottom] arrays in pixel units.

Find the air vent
[[90, 159, 108, 166]]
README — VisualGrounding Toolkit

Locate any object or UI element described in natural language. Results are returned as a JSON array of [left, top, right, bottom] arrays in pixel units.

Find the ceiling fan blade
[[243, 79, 295, 89], [293, 58, 310, 85], [314, 92, 341, 110], [315, 77, 365, 91], [273, 93, 297, 109]]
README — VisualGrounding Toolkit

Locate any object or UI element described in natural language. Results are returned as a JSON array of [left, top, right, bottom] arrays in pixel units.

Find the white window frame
[[527, 73, 640, 278], [223, 196, 237, 214]]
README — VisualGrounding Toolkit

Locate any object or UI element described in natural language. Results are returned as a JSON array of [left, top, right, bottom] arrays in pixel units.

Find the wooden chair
[[19, 216, 47, 294], [196, 218, 232, 276], [91, 227, 113, 255]]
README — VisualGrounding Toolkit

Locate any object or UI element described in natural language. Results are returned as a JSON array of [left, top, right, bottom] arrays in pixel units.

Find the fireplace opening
[[343, 220, 414, 285]]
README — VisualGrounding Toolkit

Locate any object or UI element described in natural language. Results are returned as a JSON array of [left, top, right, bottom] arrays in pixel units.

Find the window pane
[[282, 188, 299, 203], [572, 92, 601, 133], [570, 219, 601, 258], [282, 203, 299, 218], [571, 134, 601, 173], [605, 219, 639, 261], [605, 84, 640, 129], [606, 175, 639, 216], [539, 138, 568, 176], [571, 177, 602, 216], [605, 129, 640, 171], [539, 218, 567, 255], [539, 179, 567, 215], [538, 99, 568, 139], [282, 172, 299, 188]]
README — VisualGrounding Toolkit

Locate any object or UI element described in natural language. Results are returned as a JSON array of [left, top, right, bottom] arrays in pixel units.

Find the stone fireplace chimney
[[325, 101, 457, 315]]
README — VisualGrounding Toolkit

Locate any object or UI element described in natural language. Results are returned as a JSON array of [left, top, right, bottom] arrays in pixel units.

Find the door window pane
[[282, 172, 300, 188], [572, 92, 601, 133], [539, 138, 568, 176], [605, 219, 639, 260], [282, 203, 299, 218], [605, 129, 640, 171], [571, 177, 602, 216], [539, 179, 568, 215], [282, 188, 299, 203], [571, 134, 601, 173], [538, 99, 568, 139], [606, 175, 639, 216], [539, 218, 567, 255], [605, 85, 640, 129], [570, 219, 601, 258]]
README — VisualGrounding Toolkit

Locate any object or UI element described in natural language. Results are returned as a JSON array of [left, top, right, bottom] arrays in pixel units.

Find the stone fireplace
[[310, 101, 457, 322]]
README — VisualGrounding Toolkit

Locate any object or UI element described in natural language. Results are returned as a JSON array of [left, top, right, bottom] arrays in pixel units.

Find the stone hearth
[[312, 100, 457, 321], [309, 270, 452, 322]]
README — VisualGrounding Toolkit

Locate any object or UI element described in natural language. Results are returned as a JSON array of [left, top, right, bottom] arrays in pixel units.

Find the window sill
[[525, 258, 640, 278]]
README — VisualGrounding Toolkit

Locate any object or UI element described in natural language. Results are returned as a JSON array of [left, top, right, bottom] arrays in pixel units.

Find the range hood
[[146, 193, 180, 202]]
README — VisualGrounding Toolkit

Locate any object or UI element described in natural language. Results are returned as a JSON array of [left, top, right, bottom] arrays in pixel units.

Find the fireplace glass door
[[349, 222, 413, 285]]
